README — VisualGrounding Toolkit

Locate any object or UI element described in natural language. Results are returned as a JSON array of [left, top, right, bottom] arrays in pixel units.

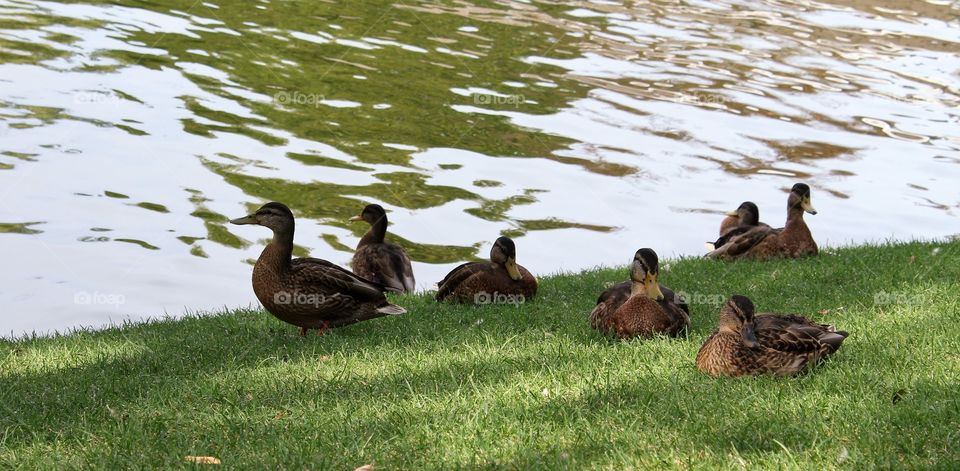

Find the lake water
[[1, 0, 958, 338]]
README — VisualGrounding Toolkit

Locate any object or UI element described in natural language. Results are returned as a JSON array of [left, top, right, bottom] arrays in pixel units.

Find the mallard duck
[[589, 281, 689, 331], [590, 248, 689, 339], [707, 201, 771, 250], [706, 183, 818, 260], [349, 204, 416, 293], [696, 295, 847, 377], [718, 201, 762, 236], [230, 202, 405, 335], [435, 236, 537, 304]]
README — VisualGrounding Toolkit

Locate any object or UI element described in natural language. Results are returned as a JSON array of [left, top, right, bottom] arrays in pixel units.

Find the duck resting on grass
[[435, 236, 537, 304], [230, 202, 405, 336], [590, 248, 689, 339], [696, 295, 847, 377], [349, 203, 416, 294], [708, 201, 770, 250], [706, 183, 818, 260]]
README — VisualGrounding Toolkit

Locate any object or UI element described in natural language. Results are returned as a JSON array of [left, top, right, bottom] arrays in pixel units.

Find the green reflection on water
[[114, 238, 159, 250], [2, 0, 620, 265], [0, 222, 44, 235]]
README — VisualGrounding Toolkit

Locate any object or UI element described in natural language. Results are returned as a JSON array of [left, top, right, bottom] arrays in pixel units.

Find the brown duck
[[349, 204, 416, 293], [230, 202, 405, 335], [696, 295, 847, 377], [718, 201, 764, 237], [590, 248, 689, 339], [435, 236, 537, 304], [706, 183, 818, 260], [708, 201, 771, 250]]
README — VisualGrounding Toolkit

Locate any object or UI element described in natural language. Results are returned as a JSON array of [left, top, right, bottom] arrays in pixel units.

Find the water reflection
[[0, 0, 958, 337]]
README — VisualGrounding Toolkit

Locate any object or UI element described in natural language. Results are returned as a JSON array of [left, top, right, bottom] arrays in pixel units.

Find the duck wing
[[658, 285, 689, 315], [596, 281, 631, 306], [360, 243, 415, 293], [435, 261, 483, 301], [291, 257, 387, 301], [755, 313, 840, 333], [386, 243, 416, 293], [707, 225, 779, 259]]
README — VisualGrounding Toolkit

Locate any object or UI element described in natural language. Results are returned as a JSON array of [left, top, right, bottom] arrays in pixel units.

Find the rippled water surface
[[1, 0, 958, 337]]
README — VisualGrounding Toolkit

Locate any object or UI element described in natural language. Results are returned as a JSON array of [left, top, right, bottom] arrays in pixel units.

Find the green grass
[[2, 240, 959, 469]]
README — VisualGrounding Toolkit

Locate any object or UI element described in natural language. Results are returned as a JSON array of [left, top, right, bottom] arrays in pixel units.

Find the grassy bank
[[2, 240, 959, 469]]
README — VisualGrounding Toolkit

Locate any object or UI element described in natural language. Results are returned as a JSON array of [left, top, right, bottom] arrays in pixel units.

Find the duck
[[707, 201, 771, 250], [696, 295, 847, 377], [589, 281, 689, 331], [230, 202, 405, 335], [349, 204, 416, 293], [435, 236, 537, 304], [718, 201, 762, 236], [590, 248, 689, 339], [706, 183, 818, 260]]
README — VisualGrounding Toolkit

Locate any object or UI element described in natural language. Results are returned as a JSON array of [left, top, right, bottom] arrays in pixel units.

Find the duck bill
[[505, 258, 522, 281], [348, 215, 363, 222], [645, 273, 664, 301], [801, 196, 818, 215], [230, 215, 258, 225], [741, 323, 760, 348], [725, 209, 740, 217]]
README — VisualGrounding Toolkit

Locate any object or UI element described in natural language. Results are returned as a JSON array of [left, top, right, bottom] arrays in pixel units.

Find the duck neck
[[259, 227, 294, 274], [784, 204, 806, 231], [359, 217, 387, 246]]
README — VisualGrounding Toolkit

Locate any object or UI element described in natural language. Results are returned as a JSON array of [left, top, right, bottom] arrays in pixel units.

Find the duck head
[[727, 201, 760, 226], [349, 203, 388, 226], [788, 183, 817, 215], [490, 236, 522, 281], [629, 248, 664, 301], [230, 202, 295, 234], [720, 295, 759, 348]]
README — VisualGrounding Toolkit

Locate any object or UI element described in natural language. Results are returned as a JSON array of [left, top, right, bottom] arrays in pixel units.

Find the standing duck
[[590, 248, 689, 339], [706, 183, 818, 261], [349, 204, 416, 293], [230, 202, 405, 335], [696, 295, 847, 377], [435, 236, 537, 304]]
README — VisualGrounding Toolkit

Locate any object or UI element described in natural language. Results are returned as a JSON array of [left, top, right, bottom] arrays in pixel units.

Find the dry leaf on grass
[[355, 465, 375, 471], [185, 456, 221, 465], [818, 309, 831, 315]]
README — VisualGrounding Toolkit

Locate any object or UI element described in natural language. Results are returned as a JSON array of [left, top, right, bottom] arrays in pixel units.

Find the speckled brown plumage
[[707, 184, 818, 261], [350, 204, 415, 293], [590, 249, 689, 339], [696, 295, 847, 377], [231, 202, 405, 335], [435, 236, 537, 304], [589, 281, 688, 332]]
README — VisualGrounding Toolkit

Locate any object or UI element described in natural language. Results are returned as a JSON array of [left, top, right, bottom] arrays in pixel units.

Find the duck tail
[[818, 331, 848, 352], [377, 303, 406, 316]]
